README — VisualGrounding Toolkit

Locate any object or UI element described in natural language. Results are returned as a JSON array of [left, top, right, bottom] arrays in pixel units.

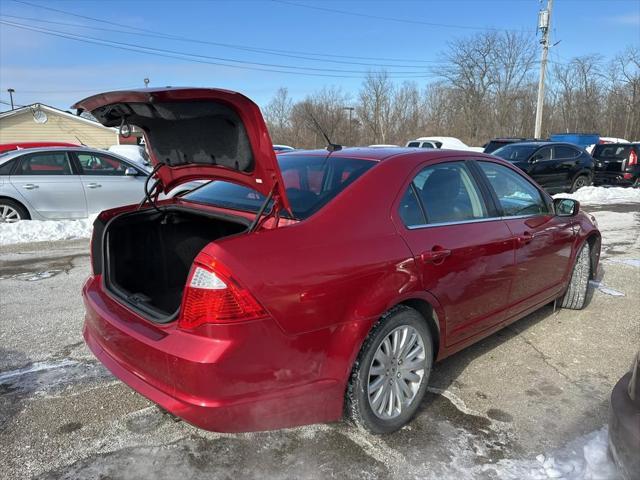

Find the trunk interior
[[105, 207, 248, 321]]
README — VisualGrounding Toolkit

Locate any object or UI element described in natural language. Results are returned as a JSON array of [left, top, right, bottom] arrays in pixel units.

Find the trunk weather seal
[[102, 205, 250, 324]]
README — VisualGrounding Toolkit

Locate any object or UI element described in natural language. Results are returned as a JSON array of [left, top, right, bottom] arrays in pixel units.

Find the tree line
[[262, 32, 640, 148]]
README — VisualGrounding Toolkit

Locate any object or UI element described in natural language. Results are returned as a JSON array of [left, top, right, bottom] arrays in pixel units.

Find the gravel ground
[[0, 207, 638, 479]]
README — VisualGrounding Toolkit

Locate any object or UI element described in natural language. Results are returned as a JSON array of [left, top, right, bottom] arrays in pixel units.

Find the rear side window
[[76, 152, 132, 176], [16, 152, 73, 175], [398, 186, 426, 227], [0, 159, 16, 175], [554, 146, 580, 158], [184, 155, 375, 220], [478, 162, 549, 217], [400, 162, 488, 226]]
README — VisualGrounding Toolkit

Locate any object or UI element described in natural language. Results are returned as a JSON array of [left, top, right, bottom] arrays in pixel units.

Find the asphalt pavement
[[0, 206, 638, 479]]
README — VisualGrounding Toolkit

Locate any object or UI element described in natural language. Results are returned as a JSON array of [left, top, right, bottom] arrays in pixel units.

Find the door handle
[[420, 246, 451, 265], [516, 232, 533, 246], [23, 183, 39, 190], [86, 183, 102, 189]]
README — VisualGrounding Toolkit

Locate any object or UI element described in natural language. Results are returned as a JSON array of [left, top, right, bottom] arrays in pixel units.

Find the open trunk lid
[[73, 88, 291, 212]]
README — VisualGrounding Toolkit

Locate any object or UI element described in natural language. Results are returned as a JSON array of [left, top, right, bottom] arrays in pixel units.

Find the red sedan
[[77, 88, 600, 434]]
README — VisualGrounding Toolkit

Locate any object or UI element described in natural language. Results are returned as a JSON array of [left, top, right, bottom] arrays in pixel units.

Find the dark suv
[[491, 141, 595, 193], [592, 143, 639, 187]]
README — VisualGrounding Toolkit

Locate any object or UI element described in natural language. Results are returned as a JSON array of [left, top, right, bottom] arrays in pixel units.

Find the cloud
[[605, 13, 640, 26]]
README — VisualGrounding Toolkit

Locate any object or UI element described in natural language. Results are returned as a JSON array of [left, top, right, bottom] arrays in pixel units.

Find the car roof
[[280, 147, 490, 162], [502, 141, 580, 148], [0, 146, 135, 164]]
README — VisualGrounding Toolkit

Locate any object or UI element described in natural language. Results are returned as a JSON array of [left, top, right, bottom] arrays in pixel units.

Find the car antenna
[[306, 110, 342, 152], [74, 136, 86, 146]]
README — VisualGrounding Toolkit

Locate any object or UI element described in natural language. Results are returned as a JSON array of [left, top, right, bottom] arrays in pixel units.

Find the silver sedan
[[0, 147, 199, 222]]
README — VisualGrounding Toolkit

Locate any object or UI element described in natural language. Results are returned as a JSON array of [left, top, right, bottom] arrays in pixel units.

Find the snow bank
[[0, 216, 95, 246], [482, 428, 620, 480], [554, 186, 640, 205]]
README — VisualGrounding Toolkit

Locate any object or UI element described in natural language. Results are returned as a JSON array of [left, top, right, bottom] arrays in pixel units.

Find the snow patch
[[554, 186, 640, 205], [589, 211, 640, 249], [0, 216, 95, 246], [605, 258, 640, 268], [481, 428, 620, 480], [589, 281, 625, 297]]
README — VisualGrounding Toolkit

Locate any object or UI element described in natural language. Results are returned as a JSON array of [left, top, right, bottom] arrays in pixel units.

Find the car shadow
[[422, 277, 599, 416]]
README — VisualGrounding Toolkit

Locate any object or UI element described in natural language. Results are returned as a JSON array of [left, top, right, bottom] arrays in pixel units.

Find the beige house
[[0, 103, 119, 148]]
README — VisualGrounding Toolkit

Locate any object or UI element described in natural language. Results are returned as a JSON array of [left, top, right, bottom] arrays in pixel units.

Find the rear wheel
[[560, 243, 591, 310], [347, 306, 433, 434], [0, 199, 29, 223], [570, 174, 590, 193]]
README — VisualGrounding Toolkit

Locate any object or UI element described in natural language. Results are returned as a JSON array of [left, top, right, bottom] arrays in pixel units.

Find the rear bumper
[[608, 372, 640, 479], [594, 169, 639, 186], [82, 275, 343, 432]]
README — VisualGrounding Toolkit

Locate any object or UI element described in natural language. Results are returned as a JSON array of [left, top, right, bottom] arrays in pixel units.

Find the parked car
[[491, 141, 595, 193], [0, 141, 78, 154], [483, 138, 534, 154], [0, 146, 199, 222], [406, 136, 484, 152], [609, 351, 640, 480], [592, 143, 639, 188], [273, 144, 295, 153], [77, 87, 600, 434], [107, 144, 151, 169]]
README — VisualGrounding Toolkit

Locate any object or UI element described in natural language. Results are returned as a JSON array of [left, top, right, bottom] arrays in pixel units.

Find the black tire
[[346, 306, 433, 434], [0, 198, 30, 222], [560, 243, 591, 310], [570, 174, 590, 193]]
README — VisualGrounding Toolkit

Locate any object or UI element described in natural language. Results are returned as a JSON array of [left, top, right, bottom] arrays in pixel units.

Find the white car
[[107, 144, 151, 170], [405, 136, 484, 152]]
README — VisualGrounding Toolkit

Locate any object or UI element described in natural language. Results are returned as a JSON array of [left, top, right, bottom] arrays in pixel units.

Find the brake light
[[628, 149, 638, 167], [179, 262, 266, 329]]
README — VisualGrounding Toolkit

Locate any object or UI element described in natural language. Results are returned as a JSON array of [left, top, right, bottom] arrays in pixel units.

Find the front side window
[[17, 152, 73, 175], [401, 162, 488, 226], [184, 155, 375, 220], [478, 162, 549, 217], [76, 153, 132, 176], [493, 144, 539, 162], [532, 147, 552, 161]]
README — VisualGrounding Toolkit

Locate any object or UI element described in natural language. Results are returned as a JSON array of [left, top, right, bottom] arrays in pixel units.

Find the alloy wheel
[[0, 205, 21, 223], [367, 325, 427, 419]]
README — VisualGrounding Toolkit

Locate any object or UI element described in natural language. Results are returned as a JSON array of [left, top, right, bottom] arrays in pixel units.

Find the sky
[[0, 0, 638, 112]]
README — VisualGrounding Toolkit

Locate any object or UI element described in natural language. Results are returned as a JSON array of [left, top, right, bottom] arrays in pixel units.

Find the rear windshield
[[183, 155, 375, 220], [592, 144, 633, 160], [492, 144, 539, 161], [407, 142, 420, 148]]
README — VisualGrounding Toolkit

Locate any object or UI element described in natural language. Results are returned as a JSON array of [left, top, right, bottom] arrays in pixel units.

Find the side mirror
[[124, 167, 138, 176], [554, 198, 579, 217]]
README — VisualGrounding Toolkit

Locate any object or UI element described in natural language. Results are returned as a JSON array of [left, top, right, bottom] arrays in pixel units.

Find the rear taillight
[[179, 262, 266, 329], [628, 149, 638, 167]]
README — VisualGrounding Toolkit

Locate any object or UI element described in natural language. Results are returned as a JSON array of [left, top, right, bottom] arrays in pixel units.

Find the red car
[[78, 88, 601, 434], [0, 141, 78, 154]]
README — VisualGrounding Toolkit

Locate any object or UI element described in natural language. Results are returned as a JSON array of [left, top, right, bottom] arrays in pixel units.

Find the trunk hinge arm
[[138, 162, 165, 212], [248, 182, 281, 233]]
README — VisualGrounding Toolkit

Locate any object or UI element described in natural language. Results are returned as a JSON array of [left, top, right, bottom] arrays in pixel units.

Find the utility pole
[[7, 88, 15, 110], [534, 0, 553, 139], [342, 106, 354, 145]]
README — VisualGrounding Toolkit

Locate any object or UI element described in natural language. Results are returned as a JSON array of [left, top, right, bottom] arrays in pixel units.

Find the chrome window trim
[[405, 212, 548, 230]]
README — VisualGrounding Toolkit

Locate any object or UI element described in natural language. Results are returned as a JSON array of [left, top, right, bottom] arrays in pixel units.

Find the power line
[[0, 20, 438, 79], [271, 0, 534, 33], [0, 14, 450, 69], [9, 0, 451, 65]]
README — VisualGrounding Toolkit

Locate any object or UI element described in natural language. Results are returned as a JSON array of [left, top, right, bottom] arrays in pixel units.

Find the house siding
[[0, 110, 118, 148]]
